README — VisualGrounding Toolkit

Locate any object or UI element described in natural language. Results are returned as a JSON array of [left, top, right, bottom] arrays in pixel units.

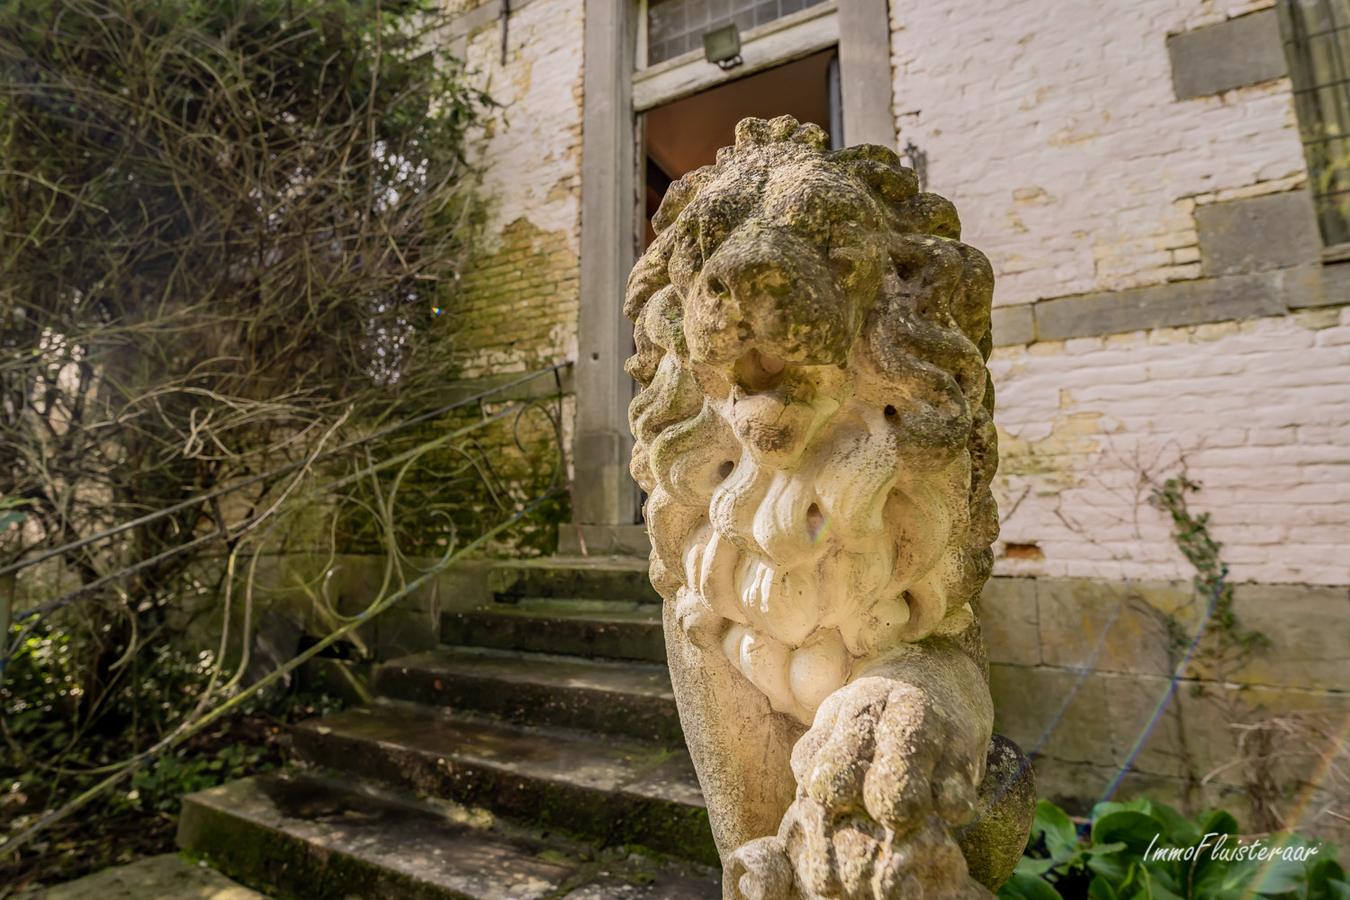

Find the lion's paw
[[728, 836, 797, 900], [792, 676, 986, 834], [776, 805, 993, 900], [756, 674, 994, 900]]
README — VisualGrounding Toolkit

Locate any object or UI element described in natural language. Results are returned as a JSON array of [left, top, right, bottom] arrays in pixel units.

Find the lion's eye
[[669, 239, 701, 287], [696, 215, 734, 254], [643, 285, 688, 355]]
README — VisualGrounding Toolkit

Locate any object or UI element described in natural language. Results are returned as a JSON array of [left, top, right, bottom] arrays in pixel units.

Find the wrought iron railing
[[1, 361, 572, 668], [0, 362, 572, 856]]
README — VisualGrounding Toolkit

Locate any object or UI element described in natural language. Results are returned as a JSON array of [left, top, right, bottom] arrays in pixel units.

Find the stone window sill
[[1323, 244, 1350, 265]]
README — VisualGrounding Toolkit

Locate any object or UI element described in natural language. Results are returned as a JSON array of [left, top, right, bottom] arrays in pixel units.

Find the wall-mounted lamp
[[703, 24, 743, 70], [903, 140, 929, 192]]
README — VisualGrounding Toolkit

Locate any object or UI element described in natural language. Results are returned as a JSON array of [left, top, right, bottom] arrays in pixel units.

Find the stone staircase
[[178, 557, 722, 900]]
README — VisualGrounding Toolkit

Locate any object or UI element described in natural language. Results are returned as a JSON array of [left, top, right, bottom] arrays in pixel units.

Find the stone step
[[488, 557, 660, 604], [442, 599, 666, 663], [375, 647, 683, 744], [291, 702, 717, 867], [179, 771, 720, 900]]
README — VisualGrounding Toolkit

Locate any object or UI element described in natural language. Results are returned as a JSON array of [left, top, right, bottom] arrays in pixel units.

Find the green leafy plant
[[1000, 799, 1347, 900], [1, 620, 348, 887], [0, 0, 494, 787], [1149, 475, 1290, 830], [1149, 476, 1269, 661], [117, 743, 274, 814], [0, 497, 27, 533]]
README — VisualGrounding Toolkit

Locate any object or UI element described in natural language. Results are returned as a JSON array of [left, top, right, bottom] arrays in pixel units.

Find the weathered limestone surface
[[981, 575, 1350, 818], [15, 854, 267, 900], [626, 116, 1033, 900]]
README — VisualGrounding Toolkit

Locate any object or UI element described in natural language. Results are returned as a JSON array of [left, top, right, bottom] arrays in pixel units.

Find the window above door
[[645, 0, 831, 66]]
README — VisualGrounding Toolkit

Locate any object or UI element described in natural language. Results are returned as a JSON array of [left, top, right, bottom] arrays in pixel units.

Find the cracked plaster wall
[[452, 0, 584, 379]]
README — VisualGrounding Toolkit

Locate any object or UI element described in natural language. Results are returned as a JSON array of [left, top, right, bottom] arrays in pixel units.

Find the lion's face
[[664, 151, 890, 372], [626, 117, 999, 724]]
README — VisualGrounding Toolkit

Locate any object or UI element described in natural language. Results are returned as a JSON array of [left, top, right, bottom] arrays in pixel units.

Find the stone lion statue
[[626, 116, 1035, 900]]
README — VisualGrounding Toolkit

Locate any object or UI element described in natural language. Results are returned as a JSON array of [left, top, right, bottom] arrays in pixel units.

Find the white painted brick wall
[[884, 0, 1348, 586], [455, 0, 584, 377], [888, 0, 1306, 307], [990, 309, 1350, 585], [463, 0, 583, 254]]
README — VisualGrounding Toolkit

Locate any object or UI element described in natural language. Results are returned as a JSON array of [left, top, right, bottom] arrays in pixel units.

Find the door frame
[[573, 0, 895, 528], [634, 1, 840, 112]]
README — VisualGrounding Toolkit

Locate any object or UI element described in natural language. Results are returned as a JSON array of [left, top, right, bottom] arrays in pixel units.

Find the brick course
[[888, 0, 1306, 307], [990, 310, 1350, 586]]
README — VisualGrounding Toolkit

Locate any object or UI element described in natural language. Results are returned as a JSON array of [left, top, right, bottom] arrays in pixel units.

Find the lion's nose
[[702, 252, 795, 317], [685, 270, 749, 366], [685, 223, 849, 369], [688, 231, 790, 363]]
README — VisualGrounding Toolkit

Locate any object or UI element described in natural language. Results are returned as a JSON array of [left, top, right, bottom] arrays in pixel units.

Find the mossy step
[[23, 854, 268, 900], [179, 772, 720, 899], [375, 648, 682, 744], [292, 703, 716, 867], [488, 557, 660, 604], [442, 600, 665, 663], [505, 597, 661, 614]]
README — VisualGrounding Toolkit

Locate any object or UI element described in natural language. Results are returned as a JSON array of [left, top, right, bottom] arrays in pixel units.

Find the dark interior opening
[[642, 48, 838, 246]]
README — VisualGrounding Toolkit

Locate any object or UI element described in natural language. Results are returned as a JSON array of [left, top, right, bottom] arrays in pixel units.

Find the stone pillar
[[575, 0, 641, 528], [838, 0, 897, 147]]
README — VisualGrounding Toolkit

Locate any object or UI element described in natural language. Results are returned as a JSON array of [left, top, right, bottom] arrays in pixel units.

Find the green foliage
[[0, 0, 492, 874], [1, 0, 494, 521], [1148, 474, 1296, 830], [1149, 476, 1268, 654], [6, 620, 207, 761], [118, 743, 274, 814], [3, 615, 343, 764], [0, 496, 27, 532], [2, 616, 346, 886], [1000, 799, 1346, 900], [0, 0, 495, 700]]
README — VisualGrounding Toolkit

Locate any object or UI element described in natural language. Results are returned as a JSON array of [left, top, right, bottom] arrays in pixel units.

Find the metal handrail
[[0, 362, 572, 580], [0, 356, 578, 864]]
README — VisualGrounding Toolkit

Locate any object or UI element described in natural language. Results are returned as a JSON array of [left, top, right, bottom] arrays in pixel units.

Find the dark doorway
[[642, 48, 839, 245]]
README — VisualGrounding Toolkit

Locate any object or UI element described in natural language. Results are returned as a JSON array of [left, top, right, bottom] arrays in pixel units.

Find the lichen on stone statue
[[626, 116, 1036, 900]]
